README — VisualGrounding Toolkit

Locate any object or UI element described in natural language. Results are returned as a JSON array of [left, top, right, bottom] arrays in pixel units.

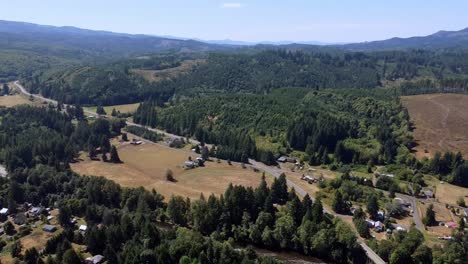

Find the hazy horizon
[[1, 0, 468, 43]]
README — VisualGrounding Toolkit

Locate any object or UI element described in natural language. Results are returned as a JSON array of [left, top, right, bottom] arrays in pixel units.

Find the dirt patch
[[401, 94, 468, 159], [71, 140, 271, 200]]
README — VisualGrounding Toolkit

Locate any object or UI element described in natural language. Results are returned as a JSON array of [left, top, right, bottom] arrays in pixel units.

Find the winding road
[[13, 80, 386, 264]]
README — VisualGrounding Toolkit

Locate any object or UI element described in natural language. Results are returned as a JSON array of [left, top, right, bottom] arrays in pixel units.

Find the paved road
[[14, 80, 386, 264], [13, 81, 203, 145]]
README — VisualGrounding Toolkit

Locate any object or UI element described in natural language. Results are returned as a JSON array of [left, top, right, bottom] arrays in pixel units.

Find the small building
[[86, 255, 104, 264], [184, 161, 195, 168], [422, 189, 434, 198], [374, 221, 384, 232], [445, 221, 458, 229], [366, 220, 376, 228], [463, 208, 468, 217], [394, 198, 410, 207], [30, 206, 45, 216], [130, 139, 143, 145], [0, 227, 4, 235], [79, 225, 87, 232], [47, 215, 55, 221], [377, 210, 385, 221], [396, 226, 406, 232], [378, 173, 395, 178], [0, 208, 9, 215], [277, 156, 287, 163], [43, 225, 57, 233]]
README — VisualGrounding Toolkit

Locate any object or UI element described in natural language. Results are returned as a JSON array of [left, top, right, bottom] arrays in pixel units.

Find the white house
[[79, 225, 88, 232], [0, 208, 8, 215]]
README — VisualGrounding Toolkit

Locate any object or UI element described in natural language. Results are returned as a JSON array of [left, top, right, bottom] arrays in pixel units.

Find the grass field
[[131, 59, 204, 82], [401, 93, 468, 159], [424, 176, 468, 206], [85, 102, 140, 115], [71, 139, 271, 200]]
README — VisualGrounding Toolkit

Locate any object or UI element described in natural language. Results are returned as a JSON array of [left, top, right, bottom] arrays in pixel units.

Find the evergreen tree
[[110, 145, 122, 163], [423, 204, 437, 226], [367, 195, 379, 220]]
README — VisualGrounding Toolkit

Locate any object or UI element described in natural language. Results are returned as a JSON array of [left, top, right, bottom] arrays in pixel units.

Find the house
[[377, 210, 385, 221], [30, 206, 45, 216], [422, 189, 434, 198], [277, 156, 287, 163], [0, 227, 4, 235], [301, 175, 316, 183], [374, 221, 384, 232], [0, 208, 9, 215], [394, 198, 410, 207], [47, 215, 55, 221], [366, 220, 376, 228], [463, 208, 468, 217], [86, 255, 104, 264], [308, 168, 317, 172], [445, 221, 458, 229], [43, 225, 57, 233], [184, 161, 195, 168], [79, 225, 87, 232]]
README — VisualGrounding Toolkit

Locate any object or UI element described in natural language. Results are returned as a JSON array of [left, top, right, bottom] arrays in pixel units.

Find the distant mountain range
[[340, 27, 468, 51], [1, 19, 468, 59], [0, 20, 227, 60]]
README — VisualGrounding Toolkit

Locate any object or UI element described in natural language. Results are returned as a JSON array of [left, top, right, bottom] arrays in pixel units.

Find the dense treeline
[[0, 106, 372, 263], [399, 78, 468, 95], [21, 49, 468, 105]]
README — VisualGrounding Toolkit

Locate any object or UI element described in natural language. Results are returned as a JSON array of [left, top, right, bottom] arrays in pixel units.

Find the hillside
[[0, 20, 227, 82], [402, 93, 468, 158], [341, 27, 468, 51]]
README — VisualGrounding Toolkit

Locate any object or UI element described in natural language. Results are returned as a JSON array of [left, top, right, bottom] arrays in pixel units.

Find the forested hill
[[22, 49, 468, 105], [0, 20, 225, 57], [340, 27, 468, 51], [0, 20, 227, 82]]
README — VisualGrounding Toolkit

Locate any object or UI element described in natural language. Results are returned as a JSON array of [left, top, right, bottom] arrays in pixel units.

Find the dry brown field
[[71, 140, 271, 200], [401, 93, 468, 159]]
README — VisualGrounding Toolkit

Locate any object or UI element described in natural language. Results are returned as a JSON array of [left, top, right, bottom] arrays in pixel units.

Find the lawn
[[71, 138, 272, 200]]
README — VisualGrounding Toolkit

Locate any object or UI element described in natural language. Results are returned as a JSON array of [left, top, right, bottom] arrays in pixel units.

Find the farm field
[[424, 176, 468, 206], [71, 139, 271, 200], [0, 83, 45, 107], [401, 93, 468, 159]]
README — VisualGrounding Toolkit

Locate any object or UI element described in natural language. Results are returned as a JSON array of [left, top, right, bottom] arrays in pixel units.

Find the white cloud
[[221, 3, 245, 8]]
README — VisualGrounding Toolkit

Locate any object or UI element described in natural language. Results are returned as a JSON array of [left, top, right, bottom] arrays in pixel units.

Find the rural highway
[[13, 81, 203, 145], [14, 80, 386, 264]]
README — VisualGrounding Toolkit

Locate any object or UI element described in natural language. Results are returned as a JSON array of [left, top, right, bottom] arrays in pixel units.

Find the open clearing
[[131, 59, 204, 82], [84, 102, 140, 115], [401, 93, 468, 159], [424, 176, 468, 206], [71, 140, 271, 200], [0, 83, 46, 108]]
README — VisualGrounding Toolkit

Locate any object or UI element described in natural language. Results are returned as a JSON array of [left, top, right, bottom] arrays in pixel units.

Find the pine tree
[[423, 204, 436, 226], [110, 146, 121, 163], [367, 195, 379, 220]]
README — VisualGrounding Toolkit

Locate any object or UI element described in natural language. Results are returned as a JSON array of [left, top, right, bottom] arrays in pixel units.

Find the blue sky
[[1, 0, 467, 42]]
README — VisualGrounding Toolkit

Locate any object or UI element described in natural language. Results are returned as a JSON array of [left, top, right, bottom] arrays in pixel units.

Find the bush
[[166, 169, 176, 182]]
